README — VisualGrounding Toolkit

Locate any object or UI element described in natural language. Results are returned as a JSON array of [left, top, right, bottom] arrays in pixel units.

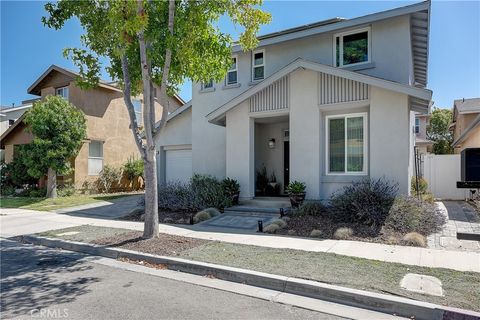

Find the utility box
[[460, 148, 480, 182]]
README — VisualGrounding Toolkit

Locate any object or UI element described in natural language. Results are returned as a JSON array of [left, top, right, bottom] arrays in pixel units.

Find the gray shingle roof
[[454, 98, 480, 114]]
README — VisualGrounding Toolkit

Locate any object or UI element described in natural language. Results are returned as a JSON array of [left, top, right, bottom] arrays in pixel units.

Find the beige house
[[0, 65, 183, 189], [451, 98, 480, 153]]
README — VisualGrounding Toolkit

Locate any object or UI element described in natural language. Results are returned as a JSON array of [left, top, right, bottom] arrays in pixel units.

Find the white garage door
[[165, 149, 192, 183]]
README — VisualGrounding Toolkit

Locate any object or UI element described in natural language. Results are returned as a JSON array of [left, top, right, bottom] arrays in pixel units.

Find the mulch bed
[[119, 209, 194, 225], [275, 214, 405, 245], [91, 231, 210, 256]]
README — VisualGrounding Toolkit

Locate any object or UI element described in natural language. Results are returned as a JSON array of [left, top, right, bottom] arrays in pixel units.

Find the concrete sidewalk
[[1, 208, 479, 272]]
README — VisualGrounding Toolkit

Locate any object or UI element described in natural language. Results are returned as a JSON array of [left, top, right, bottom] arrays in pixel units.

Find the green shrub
[[286, 181, 306, 194], [333, 227, 354, 240], [158, 181, 197, 212], [385, 196, 445, 235], [28, 187, 47, 198], [1, 184, 15, 196], [411, 176, 428, 195], [264, 224, 280, 234], [58, 184, 76, 197], [191, 174, 231, 209], [329, 178, 398, 228], [3, 153, 37, 187], [309, 229, 323, 238], [222, 177, 240, 203], [193, 210, 212, 223], [97, 165, 123, 193], [294, 201, 328, 216], [402, 232, 426, 247], [123, 157, 144, 181], [270, 218, 287, 229]]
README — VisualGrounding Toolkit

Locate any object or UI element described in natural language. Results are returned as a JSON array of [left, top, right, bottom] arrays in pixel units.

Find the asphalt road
[[1, 240, 346, 320]]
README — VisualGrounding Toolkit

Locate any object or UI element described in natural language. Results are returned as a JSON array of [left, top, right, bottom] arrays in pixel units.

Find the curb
[[19, 234, 480, 320]]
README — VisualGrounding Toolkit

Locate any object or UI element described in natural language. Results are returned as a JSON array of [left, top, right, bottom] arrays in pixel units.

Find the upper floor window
[[252, 49, 265, 81], [226, 56, 238, 85], [326, 113, 367, 175], [334, 28, 370, 67], [415, 118, 420, 134], [56, 86, 69, 99], [132, 99, 142, 125], [88, 140, 103, 175], [202, 80, 213, 90]]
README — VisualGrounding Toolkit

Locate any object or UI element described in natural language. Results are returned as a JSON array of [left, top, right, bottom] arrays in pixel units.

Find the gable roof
[[206, 58, 432, 125], [454, 98, 480, 114], [452, 113, 480, 148], [233, 1, 430, 87], [0, 113, 27, 144], [167, 100, 192, 122]]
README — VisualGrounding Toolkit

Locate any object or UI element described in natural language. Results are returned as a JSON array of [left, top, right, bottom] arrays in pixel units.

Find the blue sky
[[1, 1, 479, 109]]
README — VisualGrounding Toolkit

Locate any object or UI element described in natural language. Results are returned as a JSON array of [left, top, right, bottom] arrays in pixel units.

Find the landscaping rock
[[270, 219, 287, 229], [333, 227, 354, 240], [287, 230, 296, 236], [402, 232, 426, 247], [400, 273, 444, 297], [264, 224, 280, 234], [309, 229, 323, 238]]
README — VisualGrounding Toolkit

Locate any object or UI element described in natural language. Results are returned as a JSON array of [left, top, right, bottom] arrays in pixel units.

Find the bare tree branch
[[120, 54, 146, 159], [153, 0, 175, 140]]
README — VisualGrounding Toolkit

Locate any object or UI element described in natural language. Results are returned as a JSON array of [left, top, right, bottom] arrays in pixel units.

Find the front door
[[284, 140, 290, 190]]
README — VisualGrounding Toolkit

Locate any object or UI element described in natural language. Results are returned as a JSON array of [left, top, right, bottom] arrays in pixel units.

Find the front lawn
[[37, 225, 480, 312], [0, 193, 138, 211]]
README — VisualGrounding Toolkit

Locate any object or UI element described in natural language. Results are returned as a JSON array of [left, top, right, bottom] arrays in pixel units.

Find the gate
[[423, 154, 466, 200]]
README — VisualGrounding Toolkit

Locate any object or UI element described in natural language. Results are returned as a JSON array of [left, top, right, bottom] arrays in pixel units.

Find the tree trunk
[[46, 167, 57, 198], [143, 148, 159, 238]]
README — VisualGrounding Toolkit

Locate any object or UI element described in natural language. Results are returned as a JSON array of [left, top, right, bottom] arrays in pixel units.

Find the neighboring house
[[414, 112, 433, 155], [451, 98, 480, 153], [0, 65, 183, 189], [157, 1, 432, 200], [0, 100, 38, 135]]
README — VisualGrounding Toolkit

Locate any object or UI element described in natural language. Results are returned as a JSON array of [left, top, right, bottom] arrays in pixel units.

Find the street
[[1, 240, 345, 320]]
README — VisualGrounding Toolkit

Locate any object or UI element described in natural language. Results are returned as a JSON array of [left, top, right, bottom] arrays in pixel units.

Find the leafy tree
[[23, 95, 87, 198], [427, 107, 453, 154], [43, 0, 271, 238]]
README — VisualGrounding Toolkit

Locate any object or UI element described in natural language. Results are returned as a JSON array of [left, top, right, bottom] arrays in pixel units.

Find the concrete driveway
[[54, 194, 144, 219]]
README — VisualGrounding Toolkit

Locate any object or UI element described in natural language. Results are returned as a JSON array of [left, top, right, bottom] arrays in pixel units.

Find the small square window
[[56, 86, 69, 99], [8, 119, 16, 126], [202, 80, 213, 90], [252, 50, 265, 81], [334, 28, 370, 67]]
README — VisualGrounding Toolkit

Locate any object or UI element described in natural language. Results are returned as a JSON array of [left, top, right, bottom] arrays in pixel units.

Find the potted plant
[[255, 165, 269, 196], [222, 177, 240, 205], [267, 171, 280, 196], [286, 181, 306, 208]]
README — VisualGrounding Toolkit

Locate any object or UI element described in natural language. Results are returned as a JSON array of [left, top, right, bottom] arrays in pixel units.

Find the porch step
[[456, 231, 480, 241], [224, 206, 286, 214], [240, 197, 291, 208]]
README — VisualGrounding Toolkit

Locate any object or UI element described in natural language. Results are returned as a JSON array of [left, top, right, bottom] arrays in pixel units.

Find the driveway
[[54, 194, 144, 219]]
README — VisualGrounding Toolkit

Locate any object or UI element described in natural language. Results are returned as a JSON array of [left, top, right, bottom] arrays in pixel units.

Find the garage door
[[165, 149, 192, 183]]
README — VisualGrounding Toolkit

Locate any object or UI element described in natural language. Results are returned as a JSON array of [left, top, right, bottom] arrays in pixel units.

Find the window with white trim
[[334, 28, 370, 67], [252, 50, 265, 81], [226, 56, 238, 85], [415, 118, 420, 134], [56, 86, 69, 99], [133, 99, 142, 125], [201, 80, 213, 90], [327, 113, 367, 174], [88, 140, 103, 175]]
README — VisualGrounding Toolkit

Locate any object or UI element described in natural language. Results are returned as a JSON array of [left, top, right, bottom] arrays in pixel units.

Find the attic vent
[[249, 75, 289, 113], [319, 72, 369, 105]]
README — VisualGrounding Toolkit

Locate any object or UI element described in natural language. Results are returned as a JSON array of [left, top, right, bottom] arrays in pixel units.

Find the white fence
[[423, 154, 466, 200]]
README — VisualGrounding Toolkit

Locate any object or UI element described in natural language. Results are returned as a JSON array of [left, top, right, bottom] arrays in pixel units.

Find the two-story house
[[414, 112, 433, 155], [0, 65, 183, 189], [156, 1, 432, 200], [451, 98, 480, 153]]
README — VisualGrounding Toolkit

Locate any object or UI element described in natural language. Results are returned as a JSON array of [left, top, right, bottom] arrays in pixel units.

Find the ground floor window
[[326, 113, 367, 174], [88, 140, 103, 175]]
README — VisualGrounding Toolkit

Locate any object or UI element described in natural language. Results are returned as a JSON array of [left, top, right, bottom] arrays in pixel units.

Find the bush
[[385, 196, 445, 235], [264, 224, 280, 234], [329, 178, 398, 228], [58, 184, 75, 197], [309, 229, 323, 238], [270, 218, 287, 229], [222, 177, 240, 203], [97, 165, 123, 193], [203, 207, 221, 217], [294, 201, 328, 216], [158, 181, 197, 212], [123, 157, 144, 181], [28, 187, 47, 198], [402, 232, 426, 247], [1, 184, 15, 196], [191, 174, 231, 209], [193, 210, 212, 223], [333, 227, 354, 240], [2, 154, 37, 187], [411, 176, 428, 195]]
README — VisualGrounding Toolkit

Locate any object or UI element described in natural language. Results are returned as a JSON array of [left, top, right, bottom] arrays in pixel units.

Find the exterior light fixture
[[268, 138, 276, 149]]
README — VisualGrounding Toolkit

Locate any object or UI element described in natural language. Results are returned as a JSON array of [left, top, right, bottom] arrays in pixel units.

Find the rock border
[[17, 234, 480, 320]]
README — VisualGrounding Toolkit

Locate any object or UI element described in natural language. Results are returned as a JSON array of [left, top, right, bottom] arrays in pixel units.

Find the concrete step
[[239, 197, 291, 208], [456, 231, 480, 241], [224, 206, 286, 214]]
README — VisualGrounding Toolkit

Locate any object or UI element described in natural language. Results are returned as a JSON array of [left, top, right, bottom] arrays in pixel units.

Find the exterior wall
[[254, 120, 289, 192], [370, 87, 411, 194], [455, 125, 480, 152], [0, 107, 31, 135], [453, 112, 480, 153], [156, 108, 193, 184], [225, 101, 255, 198], [1, 122, 33, 163], [415, 115, 429, 140]]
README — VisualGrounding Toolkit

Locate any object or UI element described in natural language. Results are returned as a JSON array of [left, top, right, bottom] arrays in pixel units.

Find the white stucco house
[[156, 1, 432, 201]]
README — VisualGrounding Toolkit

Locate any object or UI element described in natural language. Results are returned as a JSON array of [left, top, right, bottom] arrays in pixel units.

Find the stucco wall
[[0, 107, 31, 136], [457, 125, 480, 152]]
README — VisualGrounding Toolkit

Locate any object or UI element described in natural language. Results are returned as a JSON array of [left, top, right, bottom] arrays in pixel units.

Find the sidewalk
[[1, 208, 479, 272]]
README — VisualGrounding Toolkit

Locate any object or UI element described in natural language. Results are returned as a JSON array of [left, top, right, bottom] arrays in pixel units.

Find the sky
[[1, 1, 479, 109]]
